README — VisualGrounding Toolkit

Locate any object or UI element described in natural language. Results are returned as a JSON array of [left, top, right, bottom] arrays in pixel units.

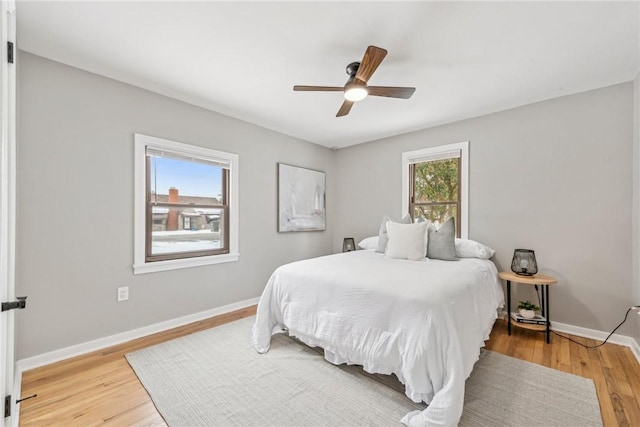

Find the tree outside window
[[410, 158, 460, 235], [402, 142, 468, 239]]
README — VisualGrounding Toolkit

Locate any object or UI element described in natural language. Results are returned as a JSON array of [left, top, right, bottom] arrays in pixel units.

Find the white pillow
[[454, 238, 496, 259], [357, 236, 379, 250], [376, 214, 412, 253], [385, 221, 428, 261]]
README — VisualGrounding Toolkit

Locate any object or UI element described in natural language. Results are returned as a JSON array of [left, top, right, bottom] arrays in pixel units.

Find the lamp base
[[514, 271, 535, 276]]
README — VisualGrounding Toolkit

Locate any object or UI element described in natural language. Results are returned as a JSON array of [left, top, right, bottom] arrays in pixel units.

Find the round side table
[[498, 271, 557, 343]]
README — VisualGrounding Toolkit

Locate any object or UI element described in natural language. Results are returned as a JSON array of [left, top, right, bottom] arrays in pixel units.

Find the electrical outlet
[[117, 286, 129, 302]]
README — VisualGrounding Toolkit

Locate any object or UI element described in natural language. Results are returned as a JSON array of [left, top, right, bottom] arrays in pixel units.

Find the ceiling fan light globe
[[344, 87, 368, 102]]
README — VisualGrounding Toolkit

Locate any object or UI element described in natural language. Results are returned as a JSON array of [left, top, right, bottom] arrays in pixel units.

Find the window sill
[[133, 252, 239, 274]]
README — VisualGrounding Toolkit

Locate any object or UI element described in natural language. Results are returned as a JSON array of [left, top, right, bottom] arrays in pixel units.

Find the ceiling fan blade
[[336, 100, 354, 117], [367, 86, 416, 99], [355, 46, 387, 83], [294, 85, 344, 92]]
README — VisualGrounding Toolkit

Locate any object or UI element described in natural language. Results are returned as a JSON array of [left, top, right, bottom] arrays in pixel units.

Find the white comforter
[[252, 250, 504, 426]]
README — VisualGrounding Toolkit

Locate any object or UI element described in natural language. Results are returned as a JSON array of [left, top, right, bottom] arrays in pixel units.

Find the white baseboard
[[551, 320, 633, 346], [629, 337, 640, 363], [499, 310, 640, 365], [16, 297, 259, 373]]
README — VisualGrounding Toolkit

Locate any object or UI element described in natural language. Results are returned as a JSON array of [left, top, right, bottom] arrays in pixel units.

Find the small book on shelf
[[510, 312, 547, 325]]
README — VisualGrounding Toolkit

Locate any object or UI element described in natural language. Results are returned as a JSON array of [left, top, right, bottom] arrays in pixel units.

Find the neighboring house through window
[[402, 141, 469, 238], [134, 134, 239, 274]]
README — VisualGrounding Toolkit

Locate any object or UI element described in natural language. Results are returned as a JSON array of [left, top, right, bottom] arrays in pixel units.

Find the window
[[402, 141, 469, 238], [134, 134, 239, 274]]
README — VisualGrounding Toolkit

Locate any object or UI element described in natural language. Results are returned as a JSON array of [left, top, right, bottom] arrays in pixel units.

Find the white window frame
[[134, 133, 239, 274], [401, 141, 469, 239]]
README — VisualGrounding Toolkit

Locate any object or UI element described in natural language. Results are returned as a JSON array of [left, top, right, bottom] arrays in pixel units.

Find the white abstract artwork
[[278, 163, 326, 232]]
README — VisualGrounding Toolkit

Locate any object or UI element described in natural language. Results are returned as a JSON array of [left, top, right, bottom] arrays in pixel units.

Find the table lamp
[[511, 249, 538, 276]]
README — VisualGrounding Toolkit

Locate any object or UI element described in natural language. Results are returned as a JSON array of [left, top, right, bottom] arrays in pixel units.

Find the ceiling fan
[[293, 45, 416, 117]]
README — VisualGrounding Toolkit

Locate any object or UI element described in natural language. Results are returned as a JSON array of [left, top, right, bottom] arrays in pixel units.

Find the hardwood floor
[[18, 308, 640, 426], [19, 307, 256, 427]]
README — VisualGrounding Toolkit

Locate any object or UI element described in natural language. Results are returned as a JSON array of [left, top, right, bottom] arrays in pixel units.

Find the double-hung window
[[402, 141, 469, 238], [134, 134, 239, 274]]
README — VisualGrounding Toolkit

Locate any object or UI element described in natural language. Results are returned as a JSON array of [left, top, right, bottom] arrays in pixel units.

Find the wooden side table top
[[498, 271, 557, 285]]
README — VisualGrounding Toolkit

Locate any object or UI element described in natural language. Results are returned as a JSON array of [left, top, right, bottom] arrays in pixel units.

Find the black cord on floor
[[532, 285, 636, 349], [552, 308, 632, 349]]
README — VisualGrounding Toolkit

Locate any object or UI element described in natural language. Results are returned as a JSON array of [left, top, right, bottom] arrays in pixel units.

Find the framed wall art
[[278, 163, 326, 232]]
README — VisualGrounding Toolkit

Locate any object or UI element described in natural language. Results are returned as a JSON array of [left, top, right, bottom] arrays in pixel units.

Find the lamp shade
[[511, 249, 538, 276], [342, 237, 356, 252]]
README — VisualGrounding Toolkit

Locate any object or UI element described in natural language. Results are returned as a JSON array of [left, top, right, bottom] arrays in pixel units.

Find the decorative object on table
[[517, 300, 540, 319], [510, 311, 547, 325], [342, 237, 356, 252], [510, 249, 538, 276], [277, 163, 326, 232]]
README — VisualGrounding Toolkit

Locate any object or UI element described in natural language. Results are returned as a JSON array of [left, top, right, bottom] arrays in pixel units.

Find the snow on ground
[[151, 229, 222, 254]]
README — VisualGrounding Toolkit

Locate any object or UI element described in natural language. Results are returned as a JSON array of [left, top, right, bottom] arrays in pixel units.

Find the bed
[[252, 249, 504, 426]]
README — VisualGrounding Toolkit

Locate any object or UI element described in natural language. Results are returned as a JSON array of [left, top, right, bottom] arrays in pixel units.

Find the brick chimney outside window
[[167, 187, 179, 231]]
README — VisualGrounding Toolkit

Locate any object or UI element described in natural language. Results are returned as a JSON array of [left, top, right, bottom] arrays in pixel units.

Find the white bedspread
[[252, 250, 504, 426]]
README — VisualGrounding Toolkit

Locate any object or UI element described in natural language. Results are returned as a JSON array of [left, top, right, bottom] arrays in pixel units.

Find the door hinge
[[1, 296, 27, 312], [7, 41, 13, 64], [4, 395, 10, 418]]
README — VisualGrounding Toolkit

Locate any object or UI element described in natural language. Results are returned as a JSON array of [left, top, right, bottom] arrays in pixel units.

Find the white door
[[0, 2, 17, 426]]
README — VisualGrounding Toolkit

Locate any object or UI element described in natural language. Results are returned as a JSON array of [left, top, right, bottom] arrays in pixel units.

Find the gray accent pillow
[[376, 214, 412, 253], [427, 217, 458, 261]]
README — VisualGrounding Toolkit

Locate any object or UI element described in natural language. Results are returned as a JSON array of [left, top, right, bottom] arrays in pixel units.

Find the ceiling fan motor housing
[[346, 61, 360, 78]]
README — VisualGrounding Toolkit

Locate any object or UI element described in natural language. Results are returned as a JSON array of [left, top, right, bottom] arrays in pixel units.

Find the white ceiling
[[16, 1, 640, 149]]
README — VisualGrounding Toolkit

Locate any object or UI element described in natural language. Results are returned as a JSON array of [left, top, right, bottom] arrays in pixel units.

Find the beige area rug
[[125, 316, 602, 426]]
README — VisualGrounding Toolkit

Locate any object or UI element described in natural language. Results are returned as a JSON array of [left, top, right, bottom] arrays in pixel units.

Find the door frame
[[0, 1, 17, 425]]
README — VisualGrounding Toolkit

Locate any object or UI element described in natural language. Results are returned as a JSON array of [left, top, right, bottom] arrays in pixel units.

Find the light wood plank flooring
[[18, 308, 640, 426]]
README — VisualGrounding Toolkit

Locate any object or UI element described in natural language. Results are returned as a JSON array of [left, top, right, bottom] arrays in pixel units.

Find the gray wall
[[334, 83, 634, 334], [16, 52, 336, 359]]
